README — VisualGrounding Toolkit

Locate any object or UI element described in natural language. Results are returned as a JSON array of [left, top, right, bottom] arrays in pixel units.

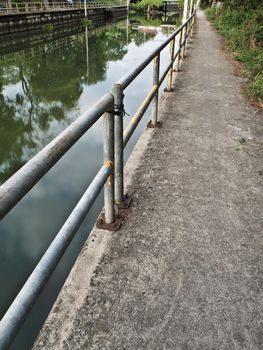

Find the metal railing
[[0, 10, 196, 350], [0, 1, 125, 15]]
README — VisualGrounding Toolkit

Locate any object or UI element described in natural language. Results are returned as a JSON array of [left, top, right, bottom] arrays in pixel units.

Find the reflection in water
[[1, 28, 108, 183], [0, 13, 180, 350], [85, 27, 89, 77], [0, 18, 162, 184]]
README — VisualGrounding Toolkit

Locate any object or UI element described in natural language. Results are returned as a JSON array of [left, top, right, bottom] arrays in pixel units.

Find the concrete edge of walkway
[[33, 92, 173, 349], [33, 115, 156, 348]]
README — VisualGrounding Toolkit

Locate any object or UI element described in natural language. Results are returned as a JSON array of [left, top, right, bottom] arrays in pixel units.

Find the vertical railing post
[[150, 53, 160, 126], [190, 13, 195, 38], [190, 0, 194, 15], [187, 17, 192, 45], [176, 29, 183, 72], [103, 110, 115, 224], [113, 83, 124, 206], [190, 17, 193, 38], [189, 18, 194, 39], [182, 22, 188, 58], [182, 0, 189, 49], [167, 38, 175, 91]]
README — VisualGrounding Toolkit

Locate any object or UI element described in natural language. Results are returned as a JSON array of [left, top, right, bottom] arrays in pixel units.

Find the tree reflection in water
[[0, 21, 156, 185]]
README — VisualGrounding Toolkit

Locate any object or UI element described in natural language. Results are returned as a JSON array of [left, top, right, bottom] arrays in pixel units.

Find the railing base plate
[[116, 194, 132, 209], [147, 120, 162, 129], [96, 211, 125, 231], [164, 88, 175, 93]]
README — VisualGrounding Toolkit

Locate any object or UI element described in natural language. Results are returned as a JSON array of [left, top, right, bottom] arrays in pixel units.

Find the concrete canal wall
[[0, 6, 127, 35]]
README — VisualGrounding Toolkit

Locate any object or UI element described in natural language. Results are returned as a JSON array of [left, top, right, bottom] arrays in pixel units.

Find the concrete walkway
[[34, 10, 263, 350]]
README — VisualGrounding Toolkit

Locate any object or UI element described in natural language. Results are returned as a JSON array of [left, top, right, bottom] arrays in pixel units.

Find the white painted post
[[182, 0, 189, 58], [84, 0, 87, 17], [182, 0, 189, 24], [190, 0, 194, 15]]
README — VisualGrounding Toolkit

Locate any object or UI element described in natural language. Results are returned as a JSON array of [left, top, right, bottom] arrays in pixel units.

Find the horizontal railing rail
[[0, 1, 125, 14], [0, 93, 113, 220], [0, 10, 196, 350]]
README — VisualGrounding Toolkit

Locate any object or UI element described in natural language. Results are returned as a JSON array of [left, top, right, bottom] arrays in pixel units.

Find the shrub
[[82, 19, 93, 27], [42, 23, 54, 32], [131, 0, 162, 11]]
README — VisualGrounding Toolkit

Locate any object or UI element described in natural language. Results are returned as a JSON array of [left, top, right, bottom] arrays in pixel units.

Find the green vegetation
[[130, 15, 163, 26], [131, 0, 163, 11], [82, 19, 93, 27], [177, 0, 185, 8], [205, 1, 263, 105], [131, 0, 184, 12], [42, 23, 54, 32], [200, 0, 211, 9]]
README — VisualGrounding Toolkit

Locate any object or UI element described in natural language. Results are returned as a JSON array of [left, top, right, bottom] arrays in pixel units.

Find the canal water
[[0, 14, 180, 349]]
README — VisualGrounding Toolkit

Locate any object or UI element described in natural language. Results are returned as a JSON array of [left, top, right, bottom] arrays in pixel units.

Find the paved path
[[34, 10, 263, 350]]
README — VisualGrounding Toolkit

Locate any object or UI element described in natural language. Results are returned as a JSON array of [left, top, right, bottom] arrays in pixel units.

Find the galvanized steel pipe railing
[[0, 165, 112, 350], [151, 54, 160, 126], [0, 95, 117, 350], [112, 83, 125, 206], [115, 11, 196, 205], [103, 111, 115, 224], [0, 10, 196, 349], [0, 93, 114, 220]]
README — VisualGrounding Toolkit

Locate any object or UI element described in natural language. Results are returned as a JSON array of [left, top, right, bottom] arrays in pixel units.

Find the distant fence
[[0, 1, 125, 15], [0, 10, 196, 350]]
